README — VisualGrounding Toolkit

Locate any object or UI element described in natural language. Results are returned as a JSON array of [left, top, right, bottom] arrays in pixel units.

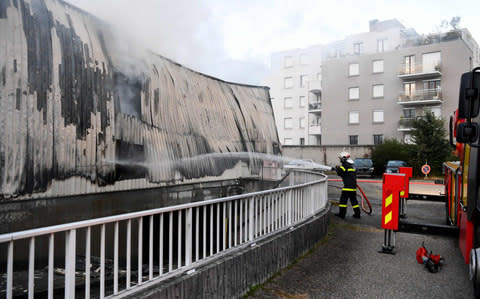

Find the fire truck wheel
[[469, 248, 480, 296]]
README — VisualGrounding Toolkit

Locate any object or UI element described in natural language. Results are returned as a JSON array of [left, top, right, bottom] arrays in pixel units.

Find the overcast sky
[[68, 0, 480, 85]]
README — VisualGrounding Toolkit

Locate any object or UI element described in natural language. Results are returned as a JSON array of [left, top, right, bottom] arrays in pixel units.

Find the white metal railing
[[0, 171, 328, 298], [398, 88, 442, 102], [398, 63, 442, 76]]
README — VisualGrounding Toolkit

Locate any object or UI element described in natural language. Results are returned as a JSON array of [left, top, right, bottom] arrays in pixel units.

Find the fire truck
[[445, 67, 480, 294]]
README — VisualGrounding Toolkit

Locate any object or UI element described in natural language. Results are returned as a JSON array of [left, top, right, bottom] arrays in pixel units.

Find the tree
[[371, 139, 410, 175], [409, 111, 452, 176]]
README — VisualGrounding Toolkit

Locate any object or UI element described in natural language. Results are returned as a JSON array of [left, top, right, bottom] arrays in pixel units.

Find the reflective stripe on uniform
[[352, 204, 359, 208], [340, 166, 345, 171], [348, 169, 355, 172], [339, 204, 348, 207], [342, 188, 356, 191]]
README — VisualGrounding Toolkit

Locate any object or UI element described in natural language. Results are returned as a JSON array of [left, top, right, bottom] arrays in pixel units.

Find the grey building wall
[[322, 38, 475, 145]]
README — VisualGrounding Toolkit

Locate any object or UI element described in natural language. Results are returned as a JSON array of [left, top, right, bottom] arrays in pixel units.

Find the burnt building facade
[[0, 0, 280, 201]]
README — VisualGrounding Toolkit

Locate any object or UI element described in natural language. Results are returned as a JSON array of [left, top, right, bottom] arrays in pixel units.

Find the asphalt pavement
[[248, 176, 474, 298]]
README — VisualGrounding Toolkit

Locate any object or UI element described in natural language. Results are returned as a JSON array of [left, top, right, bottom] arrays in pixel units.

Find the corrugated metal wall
[[0, 0, 280, 199]]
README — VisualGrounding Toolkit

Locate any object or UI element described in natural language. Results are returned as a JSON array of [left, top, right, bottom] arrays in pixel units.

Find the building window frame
[[372, 60, 384, 73], [284, 77, 293, 89], [349, 87, 360, 100], [299, 117, 306, 129], [373, 110, 384, 123], [299, 96, 306, 108], [284, 138, 293, 145], [349, 135, 359, 145], [348, 111, 360, 125], [372, 84, 384, 99], [353, 42, 363, 55], [373, 134, 384, 144], [284, 97, 293, 109], [349, 63, 359, 76], [300, 74, 308, 88], [377, 38, 387, 53], [403, 108, 416, 119]]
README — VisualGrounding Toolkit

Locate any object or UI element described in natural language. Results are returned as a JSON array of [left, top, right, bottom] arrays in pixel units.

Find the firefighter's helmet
[[338, 151, 354, 164]]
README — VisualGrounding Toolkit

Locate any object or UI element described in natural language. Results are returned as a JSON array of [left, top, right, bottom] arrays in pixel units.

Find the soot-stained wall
[[0, 0, 280, 199]]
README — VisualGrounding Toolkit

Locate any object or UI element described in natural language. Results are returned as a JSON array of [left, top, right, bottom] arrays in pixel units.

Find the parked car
[[354, 158, 374, 177], [385, 160, 408, 173]]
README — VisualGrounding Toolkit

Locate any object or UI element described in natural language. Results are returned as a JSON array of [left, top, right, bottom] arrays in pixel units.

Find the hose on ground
[[329, 183, 373, 215]]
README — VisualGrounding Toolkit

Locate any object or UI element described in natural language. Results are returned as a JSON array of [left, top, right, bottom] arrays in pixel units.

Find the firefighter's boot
[[335, 206, 346, 219], [353, 207, 361, 219]]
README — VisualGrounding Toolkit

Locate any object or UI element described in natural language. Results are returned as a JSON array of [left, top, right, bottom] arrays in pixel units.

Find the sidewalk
[[249, 213, 473, 298]]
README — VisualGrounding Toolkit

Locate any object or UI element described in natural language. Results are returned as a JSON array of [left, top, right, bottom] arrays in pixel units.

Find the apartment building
[[264, 19, 480, 146]]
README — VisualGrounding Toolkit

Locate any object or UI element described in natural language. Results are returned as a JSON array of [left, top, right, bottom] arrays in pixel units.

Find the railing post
[[7, 241, 13, 299], [249, 197, 254, 241], [288, 189, 292, 226], [65, 229, 76, 299], [186, 208, 193, 266]]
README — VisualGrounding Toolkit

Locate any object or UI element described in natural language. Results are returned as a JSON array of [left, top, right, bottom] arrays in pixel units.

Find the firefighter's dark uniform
[[335, 162, 361, 218]]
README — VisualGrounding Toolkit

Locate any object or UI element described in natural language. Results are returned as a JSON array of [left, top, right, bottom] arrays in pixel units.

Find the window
[[377, 39, 387, 52], [427, 106, 442, 119], [300, 75, 308, 88], [349, 135, 359, 145], [404, 82, 416, 98], [422, 52, 441, 72], [299, 117, 305, 128], [284, 56, 293, 68], [353, 42, 363, 55], [404, 55, 415, 74], [299, 96, 306, 107], [373, 134, 384, 144], [373, 60, 384, 73], [349, 63, 359, 76], [284, 77, 293, 89], [349, 111, 359, 124], [284, 138, 293, 145], [284, 97, 293, 108], [403, 108, 416, 119], [317, 72, 322, 81], [349, 87, 360, 100], [300, 54, 308, 65], [299, 138, 305, 145], [372, 84, 384, 98], [373, 110, 384, 123], [284, 117, 293, 129], [424, 79, 441, 91]]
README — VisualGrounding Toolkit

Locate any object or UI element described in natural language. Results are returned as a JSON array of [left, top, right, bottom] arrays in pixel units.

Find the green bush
[[371, 139, 410, 175], [408, 111, 453, 176]]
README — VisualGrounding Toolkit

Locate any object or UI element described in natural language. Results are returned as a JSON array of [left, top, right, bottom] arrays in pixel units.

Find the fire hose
[[329, 183, 372, 215]]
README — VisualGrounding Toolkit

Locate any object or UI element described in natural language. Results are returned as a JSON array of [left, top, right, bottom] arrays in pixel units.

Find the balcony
[[397, 117, 415, 131], [398, 63, 442, 80], [397, 88, 443, 106], [309, 124, 322, 135], [308, 102, 322, 113]]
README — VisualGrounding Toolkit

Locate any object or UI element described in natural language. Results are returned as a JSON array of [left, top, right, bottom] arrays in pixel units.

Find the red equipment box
[[382, 173, 406, 230], [398, 167, 413, 198]]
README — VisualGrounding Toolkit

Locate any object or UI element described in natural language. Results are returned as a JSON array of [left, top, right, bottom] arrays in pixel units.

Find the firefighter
[[335, 151, 361, 219]]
